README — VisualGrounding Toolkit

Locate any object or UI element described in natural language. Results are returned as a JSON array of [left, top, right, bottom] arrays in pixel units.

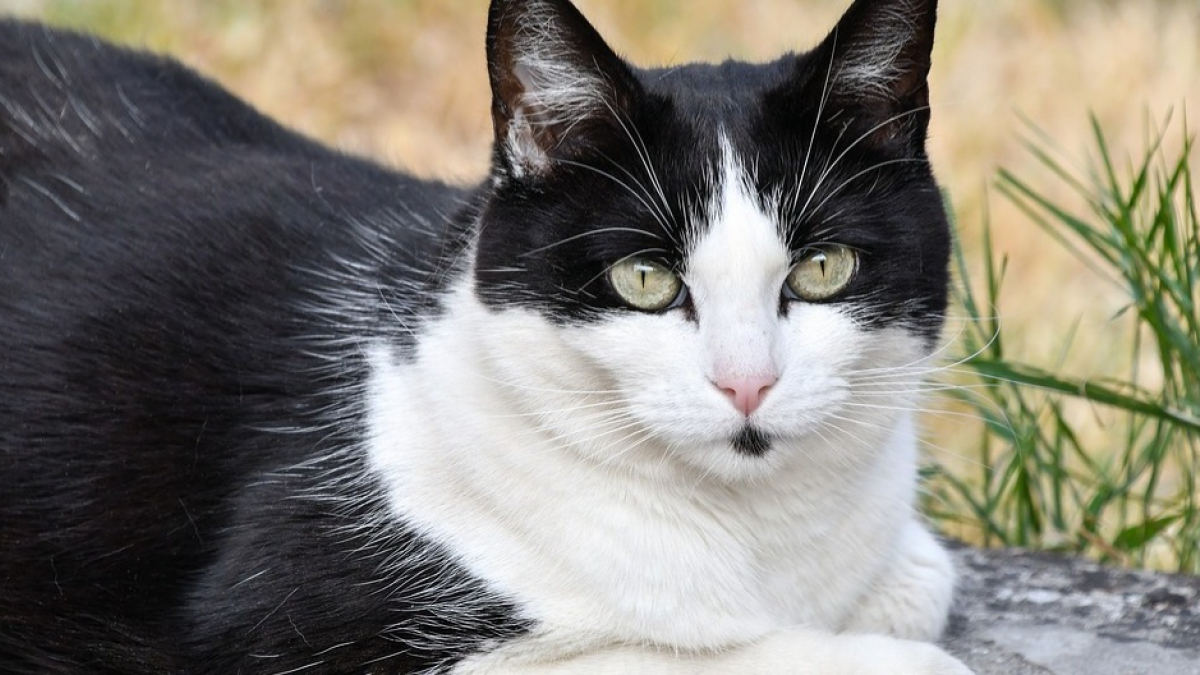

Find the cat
[[0, 0, 971, 673]]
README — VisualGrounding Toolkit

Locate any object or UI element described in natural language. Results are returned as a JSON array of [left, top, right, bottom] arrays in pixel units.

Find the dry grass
[[5, 0, 1198, 558]]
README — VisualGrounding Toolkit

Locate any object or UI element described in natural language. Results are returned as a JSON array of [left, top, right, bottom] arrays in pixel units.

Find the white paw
[[869, 638, 972, 675], [454, 629, 975, 675], [817, 634, 972, 675], [747, 629, 973, 675]]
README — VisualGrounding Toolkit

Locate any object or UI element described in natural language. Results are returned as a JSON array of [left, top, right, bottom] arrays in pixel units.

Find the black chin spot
[[731, 426, 771, 457]]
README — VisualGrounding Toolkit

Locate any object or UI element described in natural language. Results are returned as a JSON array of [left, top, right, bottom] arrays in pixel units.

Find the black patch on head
[[732, 426, 772, 457], [477, 0, 949, 345], [474, 100, 721, 322], [740, 0, 948, 344], [477, 0, 723, 322]]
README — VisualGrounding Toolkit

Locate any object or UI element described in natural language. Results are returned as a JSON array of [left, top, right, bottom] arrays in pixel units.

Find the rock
[[944, 546, 1200, 675]]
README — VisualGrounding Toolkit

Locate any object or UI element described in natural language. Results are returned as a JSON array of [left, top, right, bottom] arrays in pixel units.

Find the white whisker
[[796, 105, 931, 223], [520, 226, 664, 257]]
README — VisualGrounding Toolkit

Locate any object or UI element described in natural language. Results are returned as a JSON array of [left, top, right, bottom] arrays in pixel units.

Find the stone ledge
[[944, 546, 1200, 675]]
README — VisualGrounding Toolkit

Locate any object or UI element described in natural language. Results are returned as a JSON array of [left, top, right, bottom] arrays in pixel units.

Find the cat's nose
[[715, 374, 777, 417]]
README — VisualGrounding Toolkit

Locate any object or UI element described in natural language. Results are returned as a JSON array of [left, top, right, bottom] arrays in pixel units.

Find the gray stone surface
[[943, 546, 1200, 675]]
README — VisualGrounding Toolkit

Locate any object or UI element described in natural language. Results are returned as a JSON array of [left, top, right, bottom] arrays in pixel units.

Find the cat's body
[[0, 1, 970, 673]]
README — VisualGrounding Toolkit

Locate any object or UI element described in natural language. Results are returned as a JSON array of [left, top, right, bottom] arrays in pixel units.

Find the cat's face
[[470, 0, 947, 479]]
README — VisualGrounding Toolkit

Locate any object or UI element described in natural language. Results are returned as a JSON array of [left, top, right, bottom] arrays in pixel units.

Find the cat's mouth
[[730, 425, 771, 456]]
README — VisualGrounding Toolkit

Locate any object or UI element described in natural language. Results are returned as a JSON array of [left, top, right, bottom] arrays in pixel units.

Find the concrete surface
[[944, 546, 1200, 675]]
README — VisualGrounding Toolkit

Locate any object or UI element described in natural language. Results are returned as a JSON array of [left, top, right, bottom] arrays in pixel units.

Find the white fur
[[363, 139, 964, 673], [835, 1, 922, 97], [502, 1, 609, 177], [689, 142, 788, 388]]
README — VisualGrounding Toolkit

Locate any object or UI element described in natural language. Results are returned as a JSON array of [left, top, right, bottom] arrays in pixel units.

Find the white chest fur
[[363, 288, 924, 652]]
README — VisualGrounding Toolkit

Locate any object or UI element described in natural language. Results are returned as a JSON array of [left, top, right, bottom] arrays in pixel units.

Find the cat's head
[[469, 0, 948, 480]]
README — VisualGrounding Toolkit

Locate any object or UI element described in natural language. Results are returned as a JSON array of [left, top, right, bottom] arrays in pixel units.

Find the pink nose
[[715, 374, 777, 417]]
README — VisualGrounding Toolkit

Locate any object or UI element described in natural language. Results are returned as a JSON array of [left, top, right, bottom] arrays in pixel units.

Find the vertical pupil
[[639, 269, 648, 289]]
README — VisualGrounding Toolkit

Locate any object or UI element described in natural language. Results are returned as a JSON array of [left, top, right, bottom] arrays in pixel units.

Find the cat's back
[[0, 19, 304, 153], [0, 18, 470, 348], [0, 20, 490, 673], [0, 17, 477, 472]]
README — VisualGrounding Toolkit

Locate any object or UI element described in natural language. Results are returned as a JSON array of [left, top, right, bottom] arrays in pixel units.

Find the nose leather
[[715, 374, 777, 416]]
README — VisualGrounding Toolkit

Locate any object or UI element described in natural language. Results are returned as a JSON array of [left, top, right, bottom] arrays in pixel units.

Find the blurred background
[[4, 0, 1198, 569]]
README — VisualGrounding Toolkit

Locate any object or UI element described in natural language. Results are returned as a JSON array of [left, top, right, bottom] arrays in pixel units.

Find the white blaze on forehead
[[687, 136, 791, 380]]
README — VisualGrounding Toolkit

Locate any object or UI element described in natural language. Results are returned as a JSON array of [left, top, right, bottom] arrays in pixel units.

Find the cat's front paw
[[857, 636, 971, 675], [806, 634, 964, 672], [454, 629, 973, 675], [749, 629, 972, 675]]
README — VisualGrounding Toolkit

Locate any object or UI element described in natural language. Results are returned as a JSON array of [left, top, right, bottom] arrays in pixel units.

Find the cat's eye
[[609, 258, 684, 311], [785, 245, 858, 301]]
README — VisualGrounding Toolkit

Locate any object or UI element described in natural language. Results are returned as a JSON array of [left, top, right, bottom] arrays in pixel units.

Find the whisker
[[519, 225, 664, 257], [796, 105, 932, 223], [837, 400, 1000, 423], [480, 398, 623, 420], [551, 155, 673, 234], [822, 411, 989, 470], [805, 157, 927, 220], [797, 26, 839, 204], [847, 320, 1002, 381], [851, 382, 1003, 396], [599, 99, 677, 242]]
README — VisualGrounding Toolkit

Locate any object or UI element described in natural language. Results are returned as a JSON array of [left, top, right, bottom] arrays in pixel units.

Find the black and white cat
[[0, 0, 970, 673]]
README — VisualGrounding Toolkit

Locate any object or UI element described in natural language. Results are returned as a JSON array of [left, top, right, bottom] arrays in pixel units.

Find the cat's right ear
[[486, 0, 642, 181]]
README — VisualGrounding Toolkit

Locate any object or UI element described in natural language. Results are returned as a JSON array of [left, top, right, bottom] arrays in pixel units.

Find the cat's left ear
[[784, 0, 938, 154], [486, 0, 642, 181]]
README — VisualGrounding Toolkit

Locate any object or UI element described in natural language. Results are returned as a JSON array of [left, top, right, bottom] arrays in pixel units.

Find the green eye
[[785, 245, 858, 301], [609, 258, 684, 311]]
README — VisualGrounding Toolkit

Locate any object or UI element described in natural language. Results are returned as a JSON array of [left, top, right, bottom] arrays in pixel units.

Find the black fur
[[477, 0, 949, 340], [0, 18, 526, 675], [732, 426, 773, 457], [1, 0, 947, 672]]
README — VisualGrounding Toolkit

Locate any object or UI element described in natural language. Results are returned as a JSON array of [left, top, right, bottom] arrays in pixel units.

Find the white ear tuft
[[783, 0, 937, 154], [487, 0, 639, 179], [833, 2, 925, 98], [819, 0, 937, 103], [505, 44, 608, 175]]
